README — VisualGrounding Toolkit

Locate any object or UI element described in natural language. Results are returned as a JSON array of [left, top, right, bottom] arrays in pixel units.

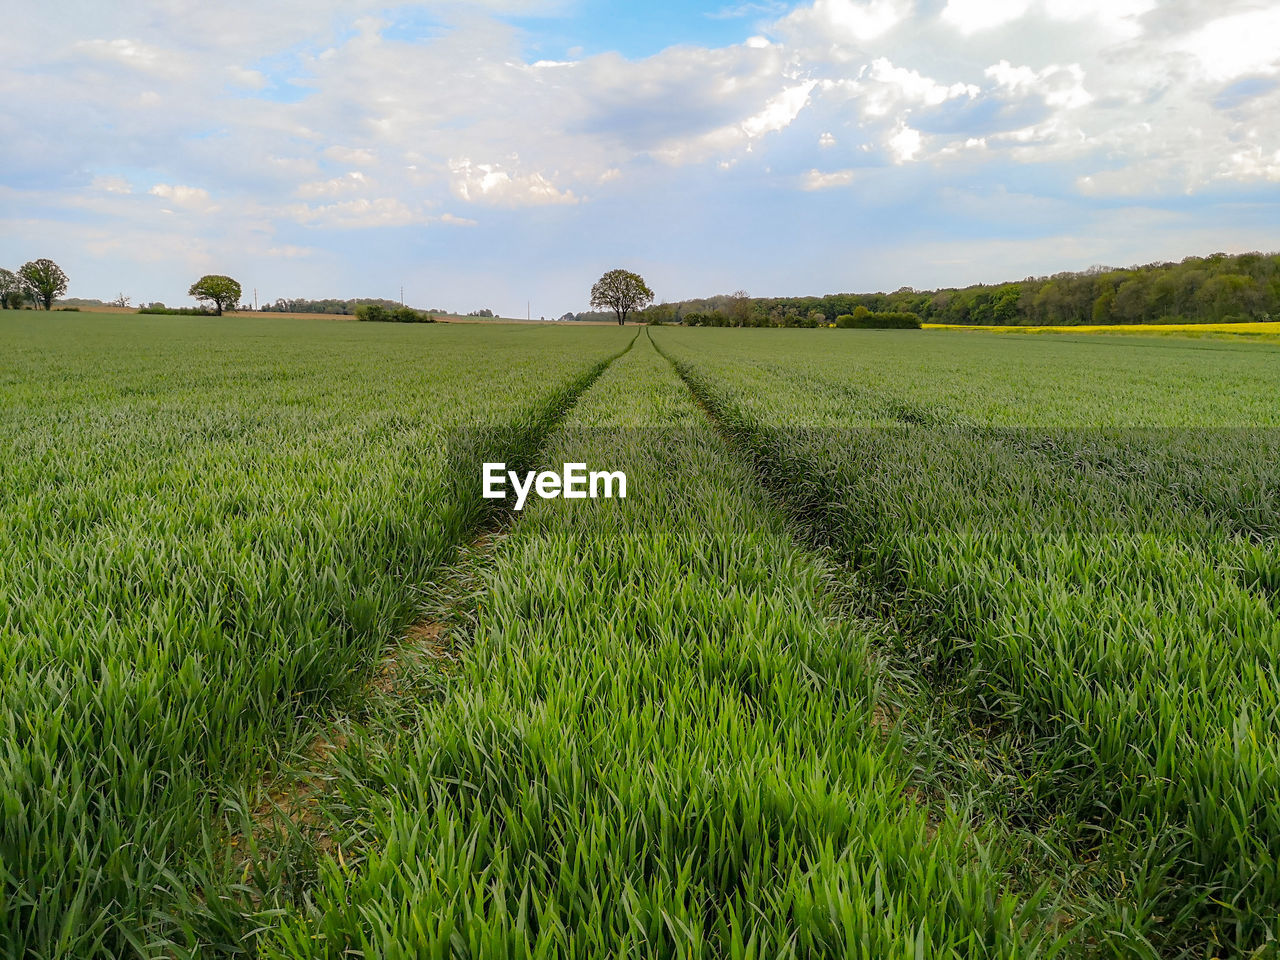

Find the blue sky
[[1, 0, 1277, 316]]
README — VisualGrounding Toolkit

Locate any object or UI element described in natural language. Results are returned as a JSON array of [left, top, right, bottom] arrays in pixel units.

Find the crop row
[[0, 315, 632, 958], [653, 327, 1280, 953], [255, 336, 1060, 958]]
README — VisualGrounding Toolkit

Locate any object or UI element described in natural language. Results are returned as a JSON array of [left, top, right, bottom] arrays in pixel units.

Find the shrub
[[392, 306, 434, 323], [356, 303, 435, 323], [835, 309, 921, 329], [137, 306, 215, 316]]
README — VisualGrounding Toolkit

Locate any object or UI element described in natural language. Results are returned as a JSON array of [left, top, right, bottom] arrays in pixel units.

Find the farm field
[[654, 327, 1280, 955], [3, 314, 1280, 957], [0, 312, 632, 957], [925, 319, 1280, 339]]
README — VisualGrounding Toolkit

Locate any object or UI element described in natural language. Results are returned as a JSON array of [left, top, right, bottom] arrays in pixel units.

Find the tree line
[[261, 297, 452, 315], [10, 250, 1275, 328], [913, 251, 1280, 326], [634, 251, 1280, 327]]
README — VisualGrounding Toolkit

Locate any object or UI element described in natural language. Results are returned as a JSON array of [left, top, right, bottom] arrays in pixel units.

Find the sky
[[1, 0, 1278, 317]]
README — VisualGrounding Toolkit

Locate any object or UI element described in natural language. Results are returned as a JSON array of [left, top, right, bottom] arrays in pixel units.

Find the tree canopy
[[18, 259, 68, 311], [0, 268, 23, 310], [635, 250, 1280, 328], [590, 269, 654, 325], [188, 275, 242, 316]]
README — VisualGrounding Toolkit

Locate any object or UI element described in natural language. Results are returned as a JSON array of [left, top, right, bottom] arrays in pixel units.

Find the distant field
[[926, 318, 1280, 338], [44, 306, 615, 324], [4, 314, 1280, 957]]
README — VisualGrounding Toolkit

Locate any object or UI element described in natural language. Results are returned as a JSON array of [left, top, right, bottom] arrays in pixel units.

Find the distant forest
[[634, 250, 1280, 327], [261, 297, 452, 315]]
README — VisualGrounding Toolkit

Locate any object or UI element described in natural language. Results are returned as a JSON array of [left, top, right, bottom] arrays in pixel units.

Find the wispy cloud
[[705, 2, 790, 21]]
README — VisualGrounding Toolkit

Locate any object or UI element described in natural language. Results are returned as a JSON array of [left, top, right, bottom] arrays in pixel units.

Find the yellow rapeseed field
[[924, 320, 1280, 337]]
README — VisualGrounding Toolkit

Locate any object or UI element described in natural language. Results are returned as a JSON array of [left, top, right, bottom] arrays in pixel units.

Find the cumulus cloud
[[1176, 8, 1280, 82], [448, 158, 578, 206], [941, 0, 1034, 35], [886, 124, 923, 162], [985, 60, 1092, 109], [781, 0, 912, 44]]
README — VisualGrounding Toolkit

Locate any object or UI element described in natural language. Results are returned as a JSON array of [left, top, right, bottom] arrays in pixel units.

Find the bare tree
[[725, 289, 753, 327]]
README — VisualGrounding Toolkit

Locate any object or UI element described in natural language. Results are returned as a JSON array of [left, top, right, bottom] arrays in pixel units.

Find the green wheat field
[[3, 312, 1280, 958]]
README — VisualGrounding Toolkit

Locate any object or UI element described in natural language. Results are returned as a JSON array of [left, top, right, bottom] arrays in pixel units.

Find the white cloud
[[1216, 146, 1280, 184], [848, 58, 980, 117], [1042, 0, 1155, 41], [297, 171, 369, 199], [985, 60, 1092, 109], [795, 0, 911, 41], [290, 197, 423, 228], [940, 0, 1033, 34], [227, 65, 267, 89], [887, 124, 923, 162], [869, 58, 979, 107], [324, 146, 377, 166], [74, 37, 168, 70], [741, 81, 817, 137], [148, 184, 217, 211], [802, 168, 856, 189], [448, 159, 578, 206], [1177, 8, 1280, 82], [91, 176, 132, 195]]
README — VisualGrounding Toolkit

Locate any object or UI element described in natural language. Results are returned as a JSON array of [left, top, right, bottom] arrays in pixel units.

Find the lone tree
[[188, 275, 242, 316], [18, 259, 68, 310], [590, 269, 654, 325], [0, 268, 23, 310]]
